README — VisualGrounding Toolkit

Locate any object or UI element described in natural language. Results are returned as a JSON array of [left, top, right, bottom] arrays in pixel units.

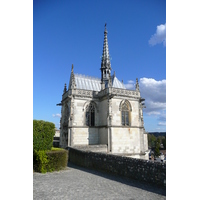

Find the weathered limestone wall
[[143, 132, 148, 151], [68, 147, 166, 187], [111, 98, 121, 125], [99, 127, 108, 144], [139, 129, 144, 153], [111, 98, 140, 126], [60, 100, 71, 148], [111, 127, 141, 154], [73, 99, 86, 126], [72, 98, 100, 126], [131, 100, 140, 126], [72, 145, 107, 153], [71, 127, 99, 145], [98, 99, 108, 126], [59, 90, 148, 152]]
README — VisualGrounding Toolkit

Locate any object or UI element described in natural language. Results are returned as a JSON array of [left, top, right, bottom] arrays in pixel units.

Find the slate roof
[[111, 75, 126, 89], [73, 73, 126, 91], [74, 74, 101, 91]]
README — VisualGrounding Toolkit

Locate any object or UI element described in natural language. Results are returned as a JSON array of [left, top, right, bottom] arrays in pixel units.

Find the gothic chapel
[[58, 24, 148, 158]]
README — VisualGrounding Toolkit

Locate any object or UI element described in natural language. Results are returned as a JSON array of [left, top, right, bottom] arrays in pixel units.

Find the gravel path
[[33, 163, 166, 200]]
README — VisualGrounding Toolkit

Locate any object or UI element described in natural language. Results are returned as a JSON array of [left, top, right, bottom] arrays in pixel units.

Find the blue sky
[[33, 0, 166, 132]]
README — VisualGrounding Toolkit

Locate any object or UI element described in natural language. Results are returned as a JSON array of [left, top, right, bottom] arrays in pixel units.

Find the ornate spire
[[71, 64, 74, 72], [101, 23, 111, 82]]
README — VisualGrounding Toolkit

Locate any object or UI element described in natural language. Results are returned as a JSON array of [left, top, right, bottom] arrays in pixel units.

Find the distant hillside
[[148, 132, 166, 137]]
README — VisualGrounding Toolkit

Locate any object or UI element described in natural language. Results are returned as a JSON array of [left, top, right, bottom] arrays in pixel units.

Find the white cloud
[[146, 111, 161, 115], [149, 23, 166, 46], [158, 122, 166, 126], [140, 78, 166, 104], [124, 80, 135, 90], [52, 113, 61, 118], [139, 77, 166, 127], [124, 77, 166, 129]]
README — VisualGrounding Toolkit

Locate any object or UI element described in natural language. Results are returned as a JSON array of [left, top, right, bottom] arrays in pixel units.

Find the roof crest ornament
[[70, 64, 76, 89]]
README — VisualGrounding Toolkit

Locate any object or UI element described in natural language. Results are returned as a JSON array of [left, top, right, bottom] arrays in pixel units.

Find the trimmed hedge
[[33, 148, 68, 173], [33, 120, 55, 152], [33, 150, 48, 173]]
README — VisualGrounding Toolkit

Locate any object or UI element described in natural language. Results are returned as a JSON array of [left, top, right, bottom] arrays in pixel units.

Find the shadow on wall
[[88, 127, 99, 145]]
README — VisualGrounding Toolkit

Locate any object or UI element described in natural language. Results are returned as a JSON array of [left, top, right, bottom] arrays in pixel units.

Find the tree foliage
[[148, 134, 157, 148], [148, 133, 166, 150], [162, 136, 166, 149], [154, 137, 161, 157]]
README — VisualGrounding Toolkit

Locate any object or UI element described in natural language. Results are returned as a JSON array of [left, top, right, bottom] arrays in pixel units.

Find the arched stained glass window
[[120, 100, 131, 126], [86, 103, 95, 126]]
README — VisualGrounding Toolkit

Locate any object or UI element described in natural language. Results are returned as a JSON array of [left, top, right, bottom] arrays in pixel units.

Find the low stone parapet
[[72, 144, 108, 153], [68, 147, 166, 187]]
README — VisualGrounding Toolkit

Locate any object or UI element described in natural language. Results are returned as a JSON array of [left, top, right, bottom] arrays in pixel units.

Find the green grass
[[51, 147, 65, 151]]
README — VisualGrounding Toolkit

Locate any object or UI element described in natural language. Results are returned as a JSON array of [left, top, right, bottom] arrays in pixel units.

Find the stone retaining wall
[[68, 147, 166, 187]]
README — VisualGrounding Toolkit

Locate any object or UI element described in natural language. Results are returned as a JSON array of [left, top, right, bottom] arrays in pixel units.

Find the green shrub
[[46, 149, 68, 172], [33, 148, 68, 173], [33, 150, 49, 173], [33, 120, 55, 152]]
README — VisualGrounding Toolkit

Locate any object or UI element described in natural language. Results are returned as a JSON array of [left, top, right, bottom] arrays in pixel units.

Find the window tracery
[[86, 103, 95, 126], [120, 100, 131, 126]]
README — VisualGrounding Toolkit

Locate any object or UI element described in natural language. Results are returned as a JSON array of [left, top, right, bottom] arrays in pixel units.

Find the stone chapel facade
[[58, 24, 148, 158]]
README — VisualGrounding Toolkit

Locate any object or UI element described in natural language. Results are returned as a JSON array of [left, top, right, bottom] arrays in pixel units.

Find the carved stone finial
[[108, 74, 112, 87], [136, 78, 139, 91], [63, 83, 67, 93], [113, 71, 116, 77], [69, 64, 76, 89]]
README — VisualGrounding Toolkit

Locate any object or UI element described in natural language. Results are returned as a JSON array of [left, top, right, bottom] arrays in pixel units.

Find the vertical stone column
[[60, 102, 67, 148], [69, 94, 74, 126], [107, 92, 113, 152], [140, 128, 144, 153], [68, 128, 71, 146], [107, 127, 112, 153]]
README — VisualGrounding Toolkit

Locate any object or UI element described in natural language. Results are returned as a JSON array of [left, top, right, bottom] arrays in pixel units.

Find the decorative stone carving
[[135, 78, 139, 91], [63, 83, 67, 94], [83, 100, 98, 113], [119, 100, 132, 111]]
